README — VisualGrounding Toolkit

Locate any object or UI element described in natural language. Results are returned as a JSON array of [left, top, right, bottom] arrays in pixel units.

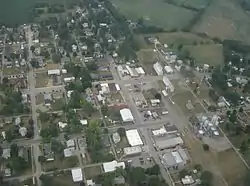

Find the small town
[[1, 0, 250, 186]]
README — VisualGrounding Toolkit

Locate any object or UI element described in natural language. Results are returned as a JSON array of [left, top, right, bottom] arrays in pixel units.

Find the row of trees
[[94, 165, 166, 186], [86, 120, 114, 163]]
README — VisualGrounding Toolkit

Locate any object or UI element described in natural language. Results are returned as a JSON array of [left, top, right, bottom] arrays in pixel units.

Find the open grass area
[[183, 44, 224, 66], [192, 0, 250, 44], [173, 0, 210, 9], [84, 165, 103, 179], [35, 72, 49, 88], [42, 156, 79, 172], [172, 91, 204, 114], [217, 149, 247, 186], [110, 0, 196, 30]]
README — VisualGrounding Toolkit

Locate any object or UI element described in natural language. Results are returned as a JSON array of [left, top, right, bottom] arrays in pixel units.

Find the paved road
[[1, 34, 7, 83], [26, 26, 42, 186]]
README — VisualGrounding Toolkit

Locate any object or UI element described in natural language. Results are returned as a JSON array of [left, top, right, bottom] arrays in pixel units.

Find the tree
[[38, 156, 46, 163], [2, 77, 9, 84], [194, 164, 202, 172], [148, 175, 165, 186], [51, 53, 61, 63], [244, 170, 250, 186], [11, 157, 29, 173], [130, 167, 146, 184], [203, 144, 210, 151], [117, 127, 126, 137], [10, 143, 18, 158], [200, 171, 213, 186], [30, 46, 35, 53], [155, 93, 161, 100], [39, 112, 50, 122], [145, 165, 160, 175], [239, 107, 244, 113], [86, 62, 98, 71], [103, 128, 109, 133], [240, 140, 248, 153]]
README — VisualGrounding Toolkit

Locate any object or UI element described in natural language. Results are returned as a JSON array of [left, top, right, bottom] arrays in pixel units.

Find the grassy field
[[0, 0, 78, 25], [183, 44, 224, 66], [136, 32, 213, 49], [217, 149, 247, 186], [172, 0, 210, 9], [192, 0, 250, 44], [110, 0, 196, 30]]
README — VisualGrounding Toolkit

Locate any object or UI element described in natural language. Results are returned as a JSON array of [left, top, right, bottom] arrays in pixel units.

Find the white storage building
[[135, 67, 145, 75], [48, 69, 60, 75], [152, 126, 167, 136], [163, 76, 174, 92], [71, 168, 83, 182], [153, 62, 163, 75], [126, 129, 143, 146], [120, 108, 134, 122], [123, 146, 142, 156], [64, 77, 75, 83], [103, 160, 125, 173], [164, 66, 174, 74], [155, 136, 183, 150]]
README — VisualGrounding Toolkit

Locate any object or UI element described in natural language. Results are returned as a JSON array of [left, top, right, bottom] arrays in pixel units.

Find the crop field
[[109, 0, 196, 30], [183, 44, 224, 66], [0, 0, 79, 25], [192, 0, 250, 44], [170, 0, 210, 9]]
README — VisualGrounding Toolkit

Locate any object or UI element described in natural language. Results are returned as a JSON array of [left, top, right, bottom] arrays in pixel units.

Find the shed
[[48, 69, 60, 75]]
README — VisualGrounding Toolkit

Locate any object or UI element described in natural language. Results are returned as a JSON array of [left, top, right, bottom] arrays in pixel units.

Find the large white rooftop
[[71, 168, 83, 182], [120, 108, 134, 122], [103, 160, 125, 173], [126, 129, 143, 146]]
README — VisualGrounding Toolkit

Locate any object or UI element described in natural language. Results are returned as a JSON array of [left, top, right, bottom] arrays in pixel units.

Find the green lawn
[[184, 44, 224, 66], [0, 0, 79, 25], [110, 0, 196, 30], [172, 0, 210, 9]]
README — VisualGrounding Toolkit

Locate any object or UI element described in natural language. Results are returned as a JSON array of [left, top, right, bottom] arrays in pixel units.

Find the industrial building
[[120, 108, 134, 122], [123, 146, 142, 156], [163, 76, 174, 92], [126, 129, 143, 146], [155, 136, 183, 150], [162, 148, 189, 170], [164, 66, 174, 74], [71, 168, 83, 182], [153, 62, 163, 75], [126, 65, 139, 77], [103, 160, 125, 173]]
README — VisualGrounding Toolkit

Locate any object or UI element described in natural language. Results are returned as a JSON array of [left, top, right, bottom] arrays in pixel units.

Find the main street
[[26, 26, 42, 186]]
